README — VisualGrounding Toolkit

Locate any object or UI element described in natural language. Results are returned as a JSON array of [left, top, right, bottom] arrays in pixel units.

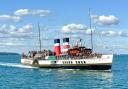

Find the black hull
[[37, 65, 112, 70]]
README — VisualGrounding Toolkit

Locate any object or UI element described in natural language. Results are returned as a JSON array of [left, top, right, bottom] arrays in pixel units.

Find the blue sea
[[0, 54, 128, 89]]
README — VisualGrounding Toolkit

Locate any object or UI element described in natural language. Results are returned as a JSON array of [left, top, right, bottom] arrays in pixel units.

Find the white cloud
[[5, 42, 14, 46], [17, 24, 33, 33], [61, 23, 88, 33], [61, 23, 95, 36], [118, 31, 128, 37], [101, 30, 128, 37], [14, 9, 50, 16], [99, 15, 119, 25], [0, 24, 33, 38], [91, 15, 119, 25], [0, 15, 21, 22], [14, 9, 29, 16], [85, 29, 95, 35], [101, 30, 117, 36]]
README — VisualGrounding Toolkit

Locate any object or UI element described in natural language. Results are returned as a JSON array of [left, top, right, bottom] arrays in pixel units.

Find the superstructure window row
[[63, 61, 86, 64]]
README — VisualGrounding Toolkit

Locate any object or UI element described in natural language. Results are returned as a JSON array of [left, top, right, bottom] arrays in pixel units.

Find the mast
[[89, 8, 93, 52], [37, 21, 42, 52]]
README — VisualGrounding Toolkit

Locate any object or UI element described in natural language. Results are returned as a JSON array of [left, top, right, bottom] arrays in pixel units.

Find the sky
[[0, 0, 128, 54]]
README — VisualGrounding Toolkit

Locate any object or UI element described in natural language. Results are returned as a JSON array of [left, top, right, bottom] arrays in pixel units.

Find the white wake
[[0, 62, 37, 69]]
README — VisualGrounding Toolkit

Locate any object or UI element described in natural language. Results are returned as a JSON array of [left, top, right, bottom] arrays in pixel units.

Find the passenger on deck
[[22, 52, 26, 58]]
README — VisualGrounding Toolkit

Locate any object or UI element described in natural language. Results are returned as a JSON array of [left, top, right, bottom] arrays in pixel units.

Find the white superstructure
[[21, 54, 113, 70]]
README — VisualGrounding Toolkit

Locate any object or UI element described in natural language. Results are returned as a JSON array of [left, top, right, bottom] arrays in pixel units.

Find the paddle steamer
[[21, 10, 113, 70]]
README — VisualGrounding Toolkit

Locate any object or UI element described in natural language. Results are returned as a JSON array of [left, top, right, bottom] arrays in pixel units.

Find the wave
[[0, 62, 37, 69]]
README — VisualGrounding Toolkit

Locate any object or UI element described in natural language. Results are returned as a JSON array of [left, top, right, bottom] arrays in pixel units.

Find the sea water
[[0, 54, 128, 89]]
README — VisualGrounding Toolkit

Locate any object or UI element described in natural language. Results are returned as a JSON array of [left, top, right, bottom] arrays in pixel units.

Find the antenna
[[89, 8, 93, 52], [37, 21, 42, 51]]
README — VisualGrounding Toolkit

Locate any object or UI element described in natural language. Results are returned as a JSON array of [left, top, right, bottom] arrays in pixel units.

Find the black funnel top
[[63, 38, 69, 43], [54, 39, 60, 43]]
